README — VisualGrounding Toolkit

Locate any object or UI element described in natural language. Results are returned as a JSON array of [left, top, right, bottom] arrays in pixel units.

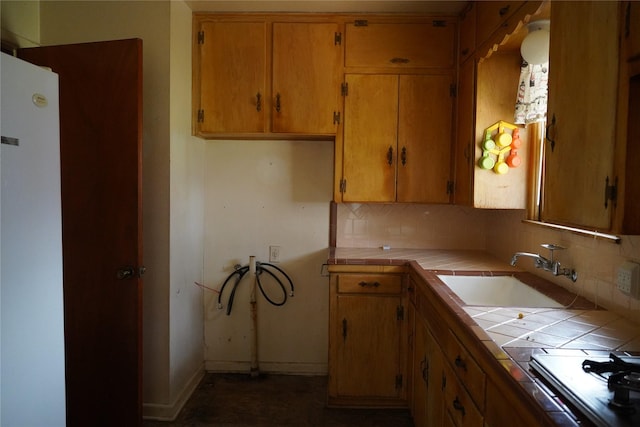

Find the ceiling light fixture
[[520, 19, 550, 64]]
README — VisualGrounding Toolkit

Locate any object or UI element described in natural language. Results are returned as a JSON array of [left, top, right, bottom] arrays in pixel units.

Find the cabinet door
[[197, 21, 266, 134], [342, 74, 398, 202], [453, 59, 474, 206], [346, 22, 455, 68], [336, 294, 402, 398], [542, 2, 619, 229], [458, 2, 477, 63], [426, 328, 445, 427], [272, 22, 342, 134], [475, 1, 524, 45], [412, 315, 429, 427], [398, 74, 453, 203]]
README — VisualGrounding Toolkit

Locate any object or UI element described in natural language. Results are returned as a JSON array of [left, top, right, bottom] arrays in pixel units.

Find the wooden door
[[412, 316, 429, 427], [336, 294, 401, 398], [19, 39, 143, 427], [426, 329, 445, 427], [543, 1, 618, 229], [272, 22, 342, 134], [345, 22, 455, 68], [397, 74, 453, 203], [342, 74, 398, 202], [453, 59, 475, 206], [197, 21, 266, 134]]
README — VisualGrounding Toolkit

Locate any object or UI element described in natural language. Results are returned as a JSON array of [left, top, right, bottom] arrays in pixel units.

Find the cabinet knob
[[358, 281, 381, 288], [387, 146, 394, 165], [453, 397, 466, 416], [454, 355, 467, 371], [256, 92, 262, 112], [499, 5, 511, 16], [401, 146, 407, 166], [275, 93, 281, 113]]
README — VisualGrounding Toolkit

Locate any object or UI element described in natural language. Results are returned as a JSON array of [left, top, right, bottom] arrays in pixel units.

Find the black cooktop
[[531, 353, 640, 427]]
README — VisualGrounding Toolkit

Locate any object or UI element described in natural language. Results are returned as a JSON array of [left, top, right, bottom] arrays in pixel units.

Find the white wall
[[0, 1, 40, 48], [167, 0, 206, 417], [203, 140, 332, 374]]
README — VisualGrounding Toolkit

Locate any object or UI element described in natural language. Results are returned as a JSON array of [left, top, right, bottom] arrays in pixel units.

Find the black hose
[[217, 266, 249, 308], [256, 267, 287, 306], [257, 262, 295, 296], [217, 261, 295, 315]]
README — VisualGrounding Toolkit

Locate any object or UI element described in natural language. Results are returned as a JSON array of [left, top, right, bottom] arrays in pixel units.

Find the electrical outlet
[[617, 261, 640, 298], [269, 246, 281, 263]]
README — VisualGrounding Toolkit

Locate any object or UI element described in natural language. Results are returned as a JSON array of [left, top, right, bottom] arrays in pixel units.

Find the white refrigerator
[[1, 52, 66, 426]]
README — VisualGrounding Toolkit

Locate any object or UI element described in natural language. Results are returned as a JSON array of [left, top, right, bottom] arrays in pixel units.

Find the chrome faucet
[[510, 244, 577, 282]]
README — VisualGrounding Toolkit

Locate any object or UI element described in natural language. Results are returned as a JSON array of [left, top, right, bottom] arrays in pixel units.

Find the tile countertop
[[329, 247, 640, 426], [328, 247, 640, 352]]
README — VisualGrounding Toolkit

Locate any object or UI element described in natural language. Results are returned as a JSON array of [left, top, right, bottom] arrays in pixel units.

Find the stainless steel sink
[[437, 275, 563, 308]]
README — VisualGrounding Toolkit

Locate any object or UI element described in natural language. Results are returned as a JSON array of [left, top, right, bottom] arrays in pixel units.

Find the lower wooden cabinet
[[329, 265, 559, 425], [410, 310, 445, 427], [409, 274, 483, 427], [328, 265, 407, 406]]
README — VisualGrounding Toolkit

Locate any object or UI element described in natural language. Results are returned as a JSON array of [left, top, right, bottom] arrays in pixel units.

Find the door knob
[[116, 266, 145, 280]]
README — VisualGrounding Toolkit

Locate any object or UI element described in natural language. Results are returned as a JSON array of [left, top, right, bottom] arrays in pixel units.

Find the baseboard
[[204, 360, 328, 375], [142, 364, 205, 421]]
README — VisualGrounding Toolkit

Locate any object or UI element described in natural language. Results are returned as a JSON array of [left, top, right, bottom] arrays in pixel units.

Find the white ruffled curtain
[[514, 61, 549, 124]]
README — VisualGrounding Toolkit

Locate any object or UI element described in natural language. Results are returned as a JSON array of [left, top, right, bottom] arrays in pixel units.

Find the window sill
[[522, 220, 622, 244]]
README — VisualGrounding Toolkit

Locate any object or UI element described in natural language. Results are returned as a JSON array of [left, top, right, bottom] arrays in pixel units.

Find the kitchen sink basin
[[437, 275, 564, 308]]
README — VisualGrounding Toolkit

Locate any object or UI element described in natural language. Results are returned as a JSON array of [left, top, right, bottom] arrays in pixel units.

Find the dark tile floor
[[143, 373, 414, 427]]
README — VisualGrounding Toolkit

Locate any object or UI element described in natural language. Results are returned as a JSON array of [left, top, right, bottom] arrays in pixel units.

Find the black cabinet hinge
[[341, 82, 349, 97], [604, 176, 618, 209], [433, 20, 447, 27], [340, 179, 347, 193], [197, 30, 205, 45], [197, 109, 204, 123], [395, 374, 403, 389], [354, 19, 368, 27], [333, 111, 341, 125], [397, 305, 404, 321], [450, 83, 457, 97], [334, 32, 342, 45]]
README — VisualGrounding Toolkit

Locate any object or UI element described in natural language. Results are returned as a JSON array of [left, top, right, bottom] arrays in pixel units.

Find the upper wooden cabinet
[[475, 1, 525, 44], [337, 17, 456, 203], [345, 20, 456, 68], [542, 1, 619, 230], [196, 21, 267, 134], [458, 2, 477, 64], [193, 16, 342, 138], [340, 73, 454, 203], [271, 22, 342, 134], [453, 2, 547, 209]]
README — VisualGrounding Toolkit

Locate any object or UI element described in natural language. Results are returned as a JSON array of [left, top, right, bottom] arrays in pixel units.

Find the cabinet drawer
[[475, 1, 524, 44], [345, 21, 455, 68], [337, 274, 402, 294], [443, 361, 484, 427], [443, 331, 486, 411]]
